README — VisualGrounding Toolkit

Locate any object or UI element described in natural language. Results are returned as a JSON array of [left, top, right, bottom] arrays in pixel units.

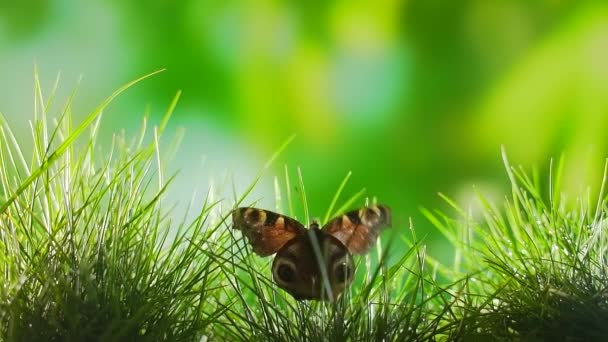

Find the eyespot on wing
[[322, 204, 391, 254], [232, 207, 306, 256]]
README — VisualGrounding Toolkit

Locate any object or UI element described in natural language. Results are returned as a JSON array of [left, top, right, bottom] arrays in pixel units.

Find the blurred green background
[[1, 1, 608, 260]]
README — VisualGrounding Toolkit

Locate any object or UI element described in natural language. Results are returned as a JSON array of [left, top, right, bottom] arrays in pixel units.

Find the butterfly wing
[[321, 204, 391, 255], [232, 207, 306, 257], [271, 228, 354, 301]]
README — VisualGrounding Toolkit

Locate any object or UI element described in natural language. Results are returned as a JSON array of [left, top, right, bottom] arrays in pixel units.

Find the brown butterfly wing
[[232, 207, 306, 257], [322, 205, 391, 255], [271, 228, 355, 301]]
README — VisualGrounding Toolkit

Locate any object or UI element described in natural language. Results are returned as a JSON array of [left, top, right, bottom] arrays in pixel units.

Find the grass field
[[1, 73, 606, 341]]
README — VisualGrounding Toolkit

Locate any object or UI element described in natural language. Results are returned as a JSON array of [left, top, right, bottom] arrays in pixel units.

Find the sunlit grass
[[1, 71, 606, 341], [206, 167, 459, 341], [425, 150, 608, 341], [0, 71, 226, 341]]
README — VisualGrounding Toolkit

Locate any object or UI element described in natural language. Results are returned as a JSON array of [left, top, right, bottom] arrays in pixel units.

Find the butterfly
[[232, 204, 391, 301]]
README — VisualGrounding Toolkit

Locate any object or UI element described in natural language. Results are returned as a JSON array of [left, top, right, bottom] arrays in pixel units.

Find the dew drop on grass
[[18, 275, 27, 286]]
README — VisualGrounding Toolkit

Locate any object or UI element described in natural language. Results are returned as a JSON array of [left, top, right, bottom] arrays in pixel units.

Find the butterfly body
[[232, 205, 391, 301], [271, 224, 354, 300]]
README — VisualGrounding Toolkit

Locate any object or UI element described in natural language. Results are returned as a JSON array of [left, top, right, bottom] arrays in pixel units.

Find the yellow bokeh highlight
[[472, 4, 608, 195], [330, 0, 404, 54], [286, 43, 335, 145]]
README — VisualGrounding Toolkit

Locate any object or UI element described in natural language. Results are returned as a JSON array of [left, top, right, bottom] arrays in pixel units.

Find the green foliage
[[1, 73, 607, 341], [425, 151, 608, 341], [0, 72, 224, 341], [205, 166, 461, 341]]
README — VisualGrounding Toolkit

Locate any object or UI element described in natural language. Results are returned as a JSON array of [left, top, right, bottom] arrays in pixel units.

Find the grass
[[1, 72, 607, 341], [205, 166, 461, 341], [424, 151, 608, 341], [0, 71, 226, 341]]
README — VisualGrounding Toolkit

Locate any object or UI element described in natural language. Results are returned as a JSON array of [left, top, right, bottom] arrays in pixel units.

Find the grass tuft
[[0, 71, 225, 341], [427, 149, 608, 341], [207, 167, 462, 341]]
